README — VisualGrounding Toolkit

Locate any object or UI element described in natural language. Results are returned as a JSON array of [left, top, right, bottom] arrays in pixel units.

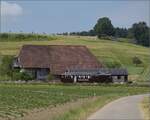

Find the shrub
[[15, 34, 26, 39], [0, 56, 14, 77], [104, 60, 122, 68], [0, 33, 9, 39], [132, 56, 142, 66], [12, 71, 34, 81], [47, 73, 54, 81], [0, 33, 57, 42], [100, 35, 113, 40], [20, 72, 34, 81], [0, 56, 34, 81], [12, 72, 22, 80]]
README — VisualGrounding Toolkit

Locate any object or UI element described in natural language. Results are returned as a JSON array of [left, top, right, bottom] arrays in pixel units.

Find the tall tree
[[114, 27, 128, 38], [131, 22, 149, 46], [94, 17, 114, 38]]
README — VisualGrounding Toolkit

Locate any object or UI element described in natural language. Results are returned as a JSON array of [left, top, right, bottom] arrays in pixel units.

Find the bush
[[104, 60, 122, 68], [132, 56, 142, 66], [0, 33, 9, 39], [20, 72, 34, 81], [47, 73, 54, 81], [100, 35, 113, 40], [12, 72, 22, 80], [15, 34, 26, 39], [0, 56, 34, 81], [0, 56, 14, 77], [0, 33, 57, 42], [12, 71, 34, 81]]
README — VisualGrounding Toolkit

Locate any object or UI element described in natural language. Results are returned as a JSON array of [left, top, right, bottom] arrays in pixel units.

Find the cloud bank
[[1, 1, 23, 16]]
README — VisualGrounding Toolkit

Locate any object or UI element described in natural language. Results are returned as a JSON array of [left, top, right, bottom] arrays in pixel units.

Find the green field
[[0, 35, 150, 119], [0, 35, 149, 82], [0, 84, 149, 119]]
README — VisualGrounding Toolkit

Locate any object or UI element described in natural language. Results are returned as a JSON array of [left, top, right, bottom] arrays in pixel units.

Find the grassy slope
[[0, 35, 149, 81], [0, 35, 149, 119], [0, 84, 149, 119]]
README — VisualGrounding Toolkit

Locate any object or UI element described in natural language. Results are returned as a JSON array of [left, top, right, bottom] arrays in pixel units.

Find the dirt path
[[88, 94, 149, 120]]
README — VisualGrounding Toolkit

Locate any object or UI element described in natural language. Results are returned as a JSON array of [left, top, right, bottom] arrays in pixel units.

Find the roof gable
[[19, 45, 51, 68]]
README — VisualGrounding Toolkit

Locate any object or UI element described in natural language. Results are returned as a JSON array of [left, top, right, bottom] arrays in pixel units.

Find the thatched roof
[[18, 45, 102, 74]]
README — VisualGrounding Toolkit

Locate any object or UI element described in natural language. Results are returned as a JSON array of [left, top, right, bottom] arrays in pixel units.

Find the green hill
[[0, 34, 149, 82]]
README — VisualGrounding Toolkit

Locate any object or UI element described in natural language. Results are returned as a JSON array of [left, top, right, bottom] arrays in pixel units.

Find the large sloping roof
[[18, 45, 102, 74]]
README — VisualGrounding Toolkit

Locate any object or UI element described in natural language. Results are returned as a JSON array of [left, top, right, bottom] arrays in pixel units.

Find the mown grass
[[0, 84, 149, 119], [0, 35, 149, 82]]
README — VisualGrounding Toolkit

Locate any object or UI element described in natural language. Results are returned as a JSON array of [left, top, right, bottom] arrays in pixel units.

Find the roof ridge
[[22, 44, 86, 47]]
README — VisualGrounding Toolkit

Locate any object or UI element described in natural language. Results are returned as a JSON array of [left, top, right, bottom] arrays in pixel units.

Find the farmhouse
[[13, 45, 128, 83]]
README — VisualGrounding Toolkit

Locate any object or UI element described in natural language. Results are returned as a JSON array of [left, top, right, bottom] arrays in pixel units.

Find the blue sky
[[1, 0, 149, 33]]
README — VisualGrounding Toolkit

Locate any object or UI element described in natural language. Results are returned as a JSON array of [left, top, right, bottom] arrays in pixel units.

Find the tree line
[[0, 33, 57, 42], [59, 17, 149, 47]]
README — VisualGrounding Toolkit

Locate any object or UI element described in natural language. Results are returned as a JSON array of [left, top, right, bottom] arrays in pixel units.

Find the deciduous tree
[[94, 17, 114, 38]]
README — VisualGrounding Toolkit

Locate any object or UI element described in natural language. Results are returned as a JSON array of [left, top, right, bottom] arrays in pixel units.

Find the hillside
[[0, 34, 149, 82]]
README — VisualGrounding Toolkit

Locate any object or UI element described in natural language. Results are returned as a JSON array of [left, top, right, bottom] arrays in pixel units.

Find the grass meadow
[[0, 84, 149, 119], [0, 35, 149, 82], [0, 35, 150, 119]]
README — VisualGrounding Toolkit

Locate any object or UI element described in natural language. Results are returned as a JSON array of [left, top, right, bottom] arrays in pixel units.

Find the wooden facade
[[20, 68, 50, 80], [61, 68, 128, 83]]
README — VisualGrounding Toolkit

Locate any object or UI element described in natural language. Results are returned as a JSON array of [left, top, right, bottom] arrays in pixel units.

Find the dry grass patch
[[16, 96, 119, 120], [15, 97, 98, 120], [140, 96, 150, 120]]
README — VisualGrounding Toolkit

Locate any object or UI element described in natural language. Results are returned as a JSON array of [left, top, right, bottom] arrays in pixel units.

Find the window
[[118, 76, 121, 79]]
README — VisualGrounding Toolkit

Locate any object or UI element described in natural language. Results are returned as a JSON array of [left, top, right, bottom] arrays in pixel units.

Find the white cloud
[[1, 1, 23, 16]]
